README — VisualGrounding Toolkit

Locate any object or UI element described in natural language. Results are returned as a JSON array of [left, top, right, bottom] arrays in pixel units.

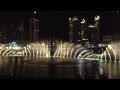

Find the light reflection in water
[[103, 61, 120, 79], [77, 59, 106, 79], [0, 56, 120, 79]]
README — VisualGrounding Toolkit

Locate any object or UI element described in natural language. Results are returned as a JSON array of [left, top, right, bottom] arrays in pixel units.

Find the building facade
[[16, 21, 24, 41], [0, 25, 6, 43], [80, 19, 88, 44], [88, 24, 96, 44], [94, 15, 100, 44], [69, 15, 100, 45], [30, 11, 39, 42], [69, 16, 81, 43]]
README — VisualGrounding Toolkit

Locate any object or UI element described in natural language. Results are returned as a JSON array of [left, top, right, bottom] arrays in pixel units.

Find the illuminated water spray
[[99, 42, 120, 62], [0, 40, 120, 62]]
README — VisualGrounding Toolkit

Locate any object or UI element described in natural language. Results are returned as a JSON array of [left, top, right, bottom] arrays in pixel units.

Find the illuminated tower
[[30, 11, 39, 42], [15, 21, 24, 41], [81, 19, 88, 44], [69, 17, 73, 42], [21, 21, 24, 41], [12, 24, 16, 41], [69, 16, 89, 43], [94, 15, 100, 43], [72, 16, 81, 43], [18, 21, 24, 41], [69, 16, 81, 43], [88, 24, 95, 44]]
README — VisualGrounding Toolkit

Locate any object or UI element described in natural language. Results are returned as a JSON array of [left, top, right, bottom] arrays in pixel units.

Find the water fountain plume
[[1, 40, 120, 62]]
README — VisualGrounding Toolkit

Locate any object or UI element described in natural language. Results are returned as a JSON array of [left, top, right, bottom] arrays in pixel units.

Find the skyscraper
[[68, 15, 100, 45], [0, 25, 6, 43], [16, 21, 24, 41], [69, 17, 73, 42], [87, 15, 100, 44], [80, 19, 88, 44], [88, 24, 96, 44], [94, 15, 100, 43], [30, 11, 39, 42], [11, 24, 16, 42], [69, 16, 81, 43], [20, 21, 24, 41], [72, 17, 81, 43]]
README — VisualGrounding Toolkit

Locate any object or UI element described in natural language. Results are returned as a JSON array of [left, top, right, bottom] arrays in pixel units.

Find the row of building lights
[[69, 15, 100, 44], [113, 11, 119, 12], [69, 15, 100, 23]]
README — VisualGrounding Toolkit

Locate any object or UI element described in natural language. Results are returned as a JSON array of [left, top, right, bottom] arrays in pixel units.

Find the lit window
[[81, 19, 85, 24], [73, 16, 78, 21], [95, 15, 100, 21]]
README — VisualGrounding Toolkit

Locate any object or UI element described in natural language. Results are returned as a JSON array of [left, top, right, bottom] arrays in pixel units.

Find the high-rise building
[[16, 21, 24, 41], [87, 15, 100, 44], [94, 15, 100, 43], [68, 15, 100, 45], [69, 16, 81, 43], [0, 25, 6, 43], [10, 24, 16, 42], [20, 21, 24, 41], [88, 24, 96, 44], [80, 19, 88, 44], [30, 11, 39, 42], [69, 17, 73, 42]]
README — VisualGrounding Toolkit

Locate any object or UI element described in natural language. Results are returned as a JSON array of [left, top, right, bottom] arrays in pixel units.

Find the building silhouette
[[69, 16, 81, 43], [113, 11, 120, 34], [16, 21, 24, 41], [19, 21, 24, 41], [94, 15, 100, 44], [69, 17, 73, 42], [29, 11, 39, 42], [0, 25, 6, 43], [88, 24, 96, 44], [9, 24, 16, 42], [69, 15, 100, 45], [80, 19, 88, 44]]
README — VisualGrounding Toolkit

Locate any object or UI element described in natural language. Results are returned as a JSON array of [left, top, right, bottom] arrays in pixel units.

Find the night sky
[[0, 11, 114, 40]]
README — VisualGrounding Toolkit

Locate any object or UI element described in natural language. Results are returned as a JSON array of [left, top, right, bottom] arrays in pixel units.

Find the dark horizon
[[0, 11, 117, 41]]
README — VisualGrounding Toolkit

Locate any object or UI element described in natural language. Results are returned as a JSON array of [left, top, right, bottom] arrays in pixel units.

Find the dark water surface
[[0, 56, 119, 79]]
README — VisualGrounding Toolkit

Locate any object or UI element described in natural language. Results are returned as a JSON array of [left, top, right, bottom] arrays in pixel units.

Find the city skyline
[[0, 11, 120, 79], [0, 11, 119, 41]]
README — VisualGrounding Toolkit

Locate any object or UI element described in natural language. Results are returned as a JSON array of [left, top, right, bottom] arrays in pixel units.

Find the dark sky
[[0, 11, 114, 40]]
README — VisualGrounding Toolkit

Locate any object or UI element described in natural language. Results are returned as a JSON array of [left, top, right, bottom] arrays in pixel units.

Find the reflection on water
[[103, 61, 120, 79], [77, 60, 106, 79], [0, 56, 119, 79]]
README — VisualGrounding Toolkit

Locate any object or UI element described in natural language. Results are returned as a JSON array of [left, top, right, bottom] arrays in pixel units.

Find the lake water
[[0, 56, 119, 79]]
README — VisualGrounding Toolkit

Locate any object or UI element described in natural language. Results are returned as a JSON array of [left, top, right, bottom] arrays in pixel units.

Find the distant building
[[80, 19, 88, 44], [103, 34, 120, 43], [69, 16, 79, 43], [0, 25, 6, 43], [9, 24, 16, 42], [69, 16, 81, 43], [94, 15, 100, 43], [68, 15, 100, 45], [72, 17, 81, 43], [112, 11, 120, 34], [88, 24, 96, 44], [69, 17, 73, 42], [16, 21, 24, 41], [29, 11, 39, 42]]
